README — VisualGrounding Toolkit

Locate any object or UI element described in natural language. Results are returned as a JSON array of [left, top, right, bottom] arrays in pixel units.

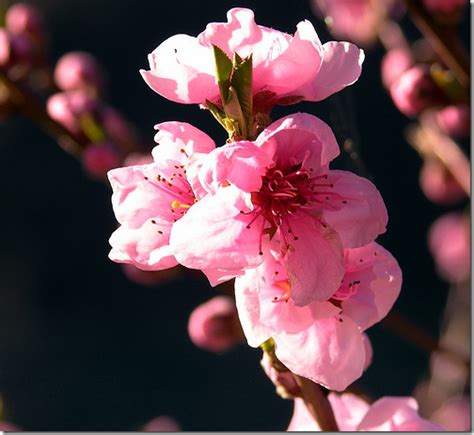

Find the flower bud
[[0, 29, 35, 68], [390, 66, 446, 117], [422, 0, 467, 14], [436, 104, 470, 138], [187, 296, 242, 353], [428, 212, 470, 283], [54, 51, 106, 93], [419, 159, 465, 205], [431, 396, 471, 431], [381, 48, 413, 89], [260, 351, 300, 399], [82, 142, 120, 180], [6, 3, 45, 40], [142, 416, 181, 432], [47, 90, 99, 134], [0, 421, 21, 431], [121, 264, 180, 286]]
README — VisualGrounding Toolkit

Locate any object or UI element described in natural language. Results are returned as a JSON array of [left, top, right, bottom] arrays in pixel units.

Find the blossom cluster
[[107, 8, 404, 396]]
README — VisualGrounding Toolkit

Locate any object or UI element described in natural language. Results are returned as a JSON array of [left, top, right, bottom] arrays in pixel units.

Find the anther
[[171, 200, 191, 209]]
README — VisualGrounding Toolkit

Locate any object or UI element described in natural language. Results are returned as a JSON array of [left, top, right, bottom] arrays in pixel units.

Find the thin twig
[[406, 116, 470, 197], [403, 0, 470, 89], [293, 375, 339, 432], [0, 69, 86, 156]]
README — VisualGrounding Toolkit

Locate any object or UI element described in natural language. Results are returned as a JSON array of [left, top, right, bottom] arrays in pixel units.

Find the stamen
[[171, 200, 191, 209]]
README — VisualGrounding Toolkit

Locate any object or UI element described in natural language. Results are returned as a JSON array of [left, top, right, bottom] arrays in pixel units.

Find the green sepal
[[231, 54, 253, 134], [222, 86, 246, 139], [205, 99, 228, 130], [212, 45, 233, 103], [260, 337, 275, 353], [79, 114, 106, 143], [431, 64, 469, 103]]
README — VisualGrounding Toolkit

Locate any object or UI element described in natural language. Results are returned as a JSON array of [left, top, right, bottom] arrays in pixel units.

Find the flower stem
[[0, 69, 86, 156], [293, 375, 339, 431], [403, 0, 470, 89]]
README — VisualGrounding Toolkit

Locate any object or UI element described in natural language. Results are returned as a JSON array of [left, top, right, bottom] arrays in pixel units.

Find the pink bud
[[436, 104, 470, 138], [381, 48, 413, 89], [0, 28, 34, 68], [187, 296, 242, 353], [54, 51, 106, 92], [47, 90, 98, 134], [260, 351, 300, 398], [422, 0, 467, 14], [0, 421, 21, 431], [82, 142, 120, 180], [390, 66, 445, 117], [431, 396, 471, 431], [428, 212, 470, 283], [121, 264, 180, 286], [142, 416, 181, 432], [6, 3, 44, 39], [419, 159, 465, 205]]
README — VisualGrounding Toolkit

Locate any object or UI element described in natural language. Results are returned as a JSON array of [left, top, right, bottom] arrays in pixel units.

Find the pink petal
[[140, 34, 216, 104], [282, 215, 344, 306], [327, 392, 371, 431], [108, 165, 174, 228], [323, 170, 388, 248], [296, 41, 364, 101], [256, 20, 323, 95], [153, 121, 216, 159], [234, 267, 272, 348], [196, 141, 273, 194], [170, 186, 264, 282], [256, 113, 340, 171], [274, 314, 366, 391], [357, 397, 444, 431], [109, 219, 178, 271], [341, 243, 402, 330], [287, 398, 320, 431]]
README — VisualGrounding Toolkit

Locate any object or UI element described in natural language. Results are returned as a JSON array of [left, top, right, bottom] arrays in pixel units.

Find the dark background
[[0, 0, 469, 430]]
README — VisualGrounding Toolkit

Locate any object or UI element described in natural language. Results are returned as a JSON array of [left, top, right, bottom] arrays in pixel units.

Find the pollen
[[171, 200, 191, 209]]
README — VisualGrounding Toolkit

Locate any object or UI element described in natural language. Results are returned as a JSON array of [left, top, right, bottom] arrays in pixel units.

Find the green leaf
[[231, 54, 253, 134], [212, 45, 232, 103]]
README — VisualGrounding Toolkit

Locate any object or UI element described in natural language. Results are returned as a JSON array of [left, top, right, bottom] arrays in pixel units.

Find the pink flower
[[288, 394, 444, 431], [428, 212, 470, 283], [141, 8, 364, 106], [187, 296, 243, 353], [107, 121, 215, 271], [82, 142, 120, 180], [170, 113, 387, 304], [235, 242, 401, 391]]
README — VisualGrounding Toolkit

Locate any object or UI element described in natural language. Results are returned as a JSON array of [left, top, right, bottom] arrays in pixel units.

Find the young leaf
[[212, 45, 233, 103], [222, 86, 246, 139]]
